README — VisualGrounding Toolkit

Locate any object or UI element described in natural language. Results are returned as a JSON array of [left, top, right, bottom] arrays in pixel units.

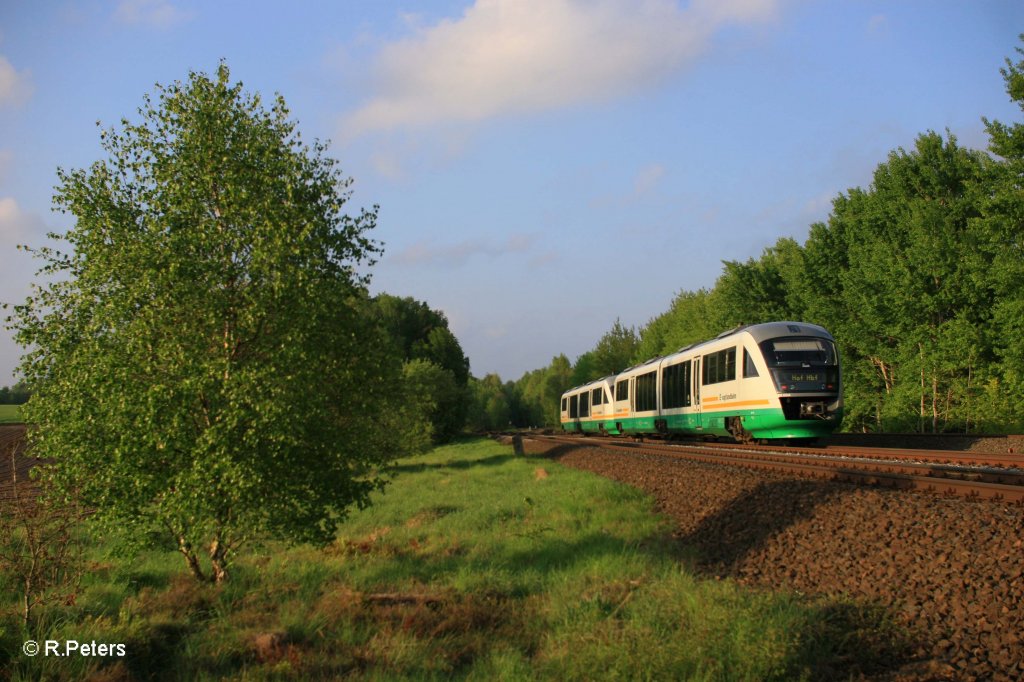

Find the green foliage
[[5, 63, 402, 581], [570, 318, 639, 386], [519, 353, 574, 427], [981, 35, 1024, 427], [399, 358, 462, 450], [0, 381, 30, 405], [589, 318, 640, 376], [714, 238, 805, 329], [466, 374, 514, 431], [372, 293, 470, 442], [634, 288, 720, 361], [804, 132, 994, 431]]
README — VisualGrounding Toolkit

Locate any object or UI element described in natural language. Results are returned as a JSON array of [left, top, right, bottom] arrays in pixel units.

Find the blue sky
[[1, 1, 1022, 385]]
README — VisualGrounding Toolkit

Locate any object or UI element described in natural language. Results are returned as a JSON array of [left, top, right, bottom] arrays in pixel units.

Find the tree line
[[0, 382, 30, 404], [488, 39, 1024, 435]]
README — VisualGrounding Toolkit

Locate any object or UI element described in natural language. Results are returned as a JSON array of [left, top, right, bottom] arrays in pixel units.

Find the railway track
[[527, 433, 1024, 503]]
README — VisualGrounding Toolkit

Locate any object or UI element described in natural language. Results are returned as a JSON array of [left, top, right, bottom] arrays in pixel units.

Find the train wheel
[[727, 417, 755, 444]]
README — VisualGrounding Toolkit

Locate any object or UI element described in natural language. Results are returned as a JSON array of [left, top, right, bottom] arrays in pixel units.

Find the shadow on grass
[[790, 598, 919, 681], [390, 453, 517, 475], [355, 530, 636, 596]]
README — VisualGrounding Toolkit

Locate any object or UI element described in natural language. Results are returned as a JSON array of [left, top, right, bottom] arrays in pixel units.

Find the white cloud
[[114, 0, 193, 29], [0, 55, 33, 109], [867, 14, 889, 37], [342, 0, 779, 138], [0, 197, 47, 247], [633, 163, 667, 198], [387, 233, 537, 268], [0, 197, 23, 242], [800, 190, 836, 224]]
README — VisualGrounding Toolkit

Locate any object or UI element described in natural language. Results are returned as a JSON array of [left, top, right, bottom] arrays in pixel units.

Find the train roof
[[564, 374, 616, 393], [678, 321, 833, 353]]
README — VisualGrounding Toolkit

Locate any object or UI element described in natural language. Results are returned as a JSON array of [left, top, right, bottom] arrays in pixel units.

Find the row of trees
[[498, 39, 1024, 435], [0, 382, 30, 404]]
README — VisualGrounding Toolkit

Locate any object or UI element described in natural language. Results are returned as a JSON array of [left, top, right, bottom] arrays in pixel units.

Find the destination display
[[771, 367, 839, 393]]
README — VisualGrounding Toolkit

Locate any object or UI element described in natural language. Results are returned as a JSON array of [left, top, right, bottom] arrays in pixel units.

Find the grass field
[[0, 404, 21, 423], [1, 437, 907, 680]]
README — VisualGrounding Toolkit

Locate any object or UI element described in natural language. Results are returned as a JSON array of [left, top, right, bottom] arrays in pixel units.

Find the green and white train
[[560, 322, 843, 441]]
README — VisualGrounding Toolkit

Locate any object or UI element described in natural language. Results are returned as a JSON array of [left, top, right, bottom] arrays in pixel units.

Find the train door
[[614, 377, 629, 432], [692, 357, 702, 431]]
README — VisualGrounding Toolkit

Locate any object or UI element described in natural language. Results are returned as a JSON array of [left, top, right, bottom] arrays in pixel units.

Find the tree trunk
[[919, 345, 926, 433], [209, 537, 228, 583], [871, 357, 894, 394], [177, 535, 206, 582], [23, 576, 32, 629]]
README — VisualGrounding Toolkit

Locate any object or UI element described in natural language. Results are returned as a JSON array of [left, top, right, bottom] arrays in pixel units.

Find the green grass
[[0, 404, 21, 423], [0, 437, 911, 680]]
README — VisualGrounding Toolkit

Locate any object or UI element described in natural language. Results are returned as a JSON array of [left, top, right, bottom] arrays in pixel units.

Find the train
[[560, 322, 843, 442]]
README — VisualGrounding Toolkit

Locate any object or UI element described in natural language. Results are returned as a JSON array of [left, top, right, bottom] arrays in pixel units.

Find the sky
[[1, 1, 1022, 385]]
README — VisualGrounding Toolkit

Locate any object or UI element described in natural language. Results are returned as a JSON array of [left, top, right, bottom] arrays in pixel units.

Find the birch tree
[[6, 64, 400, 582]]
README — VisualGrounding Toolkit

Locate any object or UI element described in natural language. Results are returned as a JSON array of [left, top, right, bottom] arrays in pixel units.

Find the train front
[[755, 324, 843, 437]]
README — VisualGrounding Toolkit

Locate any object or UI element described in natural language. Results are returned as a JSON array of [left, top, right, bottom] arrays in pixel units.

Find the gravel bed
[[524, 438, 1024, 681]]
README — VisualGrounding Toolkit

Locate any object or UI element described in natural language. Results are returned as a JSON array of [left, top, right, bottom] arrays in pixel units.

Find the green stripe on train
[[562, 406, 841, 439]]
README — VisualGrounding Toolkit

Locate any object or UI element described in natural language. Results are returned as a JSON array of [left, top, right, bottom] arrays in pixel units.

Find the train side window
[[743, 348, 760, 378], [661, 361, 691, 409], [702, 354, 713, 385], [561, 397, 567, 412], [616, 380, 628, 401], [592, 387, 602, 406], [570, 394, 578, 418], [580, 392, 590, 417], [703, 347, 737, 384], [661, 364, 677, 409], [635, 371, 657, 412]]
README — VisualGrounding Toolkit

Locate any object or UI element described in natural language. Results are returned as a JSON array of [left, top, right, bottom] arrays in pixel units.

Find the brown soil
[[524, 438, 1024, 681]]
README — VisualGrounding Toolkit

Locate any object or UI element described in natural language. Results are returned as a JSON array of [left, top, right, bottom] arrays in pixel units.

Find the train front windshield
[[759, 337, 839, 392]]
